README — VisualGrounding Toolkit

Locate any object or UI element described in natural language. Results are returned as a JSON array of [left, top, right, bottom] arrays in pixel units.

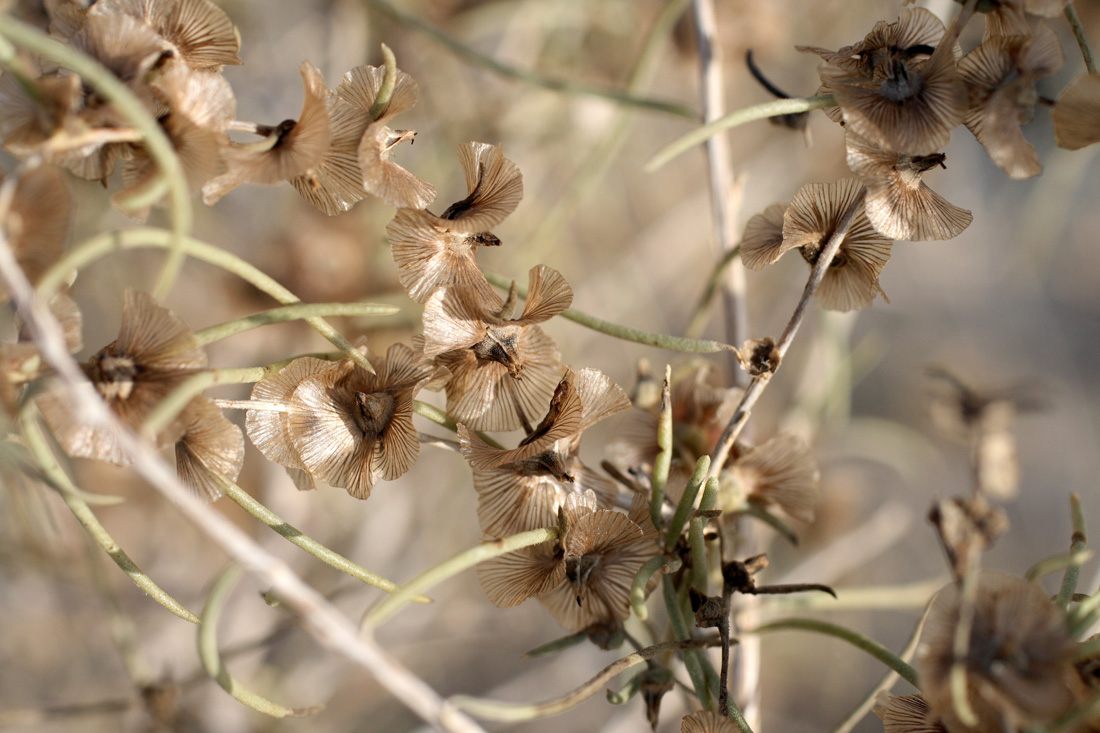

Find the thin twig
[[1065, 4, 1097, 74], [692, 0, 748, 381], [0, 227, 486, 733]]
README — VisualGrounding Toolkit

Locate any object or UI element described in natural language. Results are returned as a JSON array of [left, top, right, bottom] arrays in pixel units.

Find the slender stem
[[362, 0, 696, 118], [448, 638, 718, 722], [1058, 493, 1087, 609], [1026, 549, 1093, 582], [0, 17, 192, 300], [828, 601, 933, 733], [194, 303, 399, 346], [646, 95, 836, 172], [708, 187, 867, 476], [738, 502, 798, 545], [215, 476, 429, 602], [651, 365, 673, 529], [1065, 4, 1097, 74], [363, 528, 558, 627], [521, 631, 587, 659], [369, 43, 398, 120], [484, 273, 737, 354], [667, 456, 711, 552], [686, 244, 742, 339], [692, 0, 748, 381], [663, 576, 718, 711], [748, 618, 919, 688], [36, 228, 376, 374], [140, 366, 270, 438], [1069, 586, 1100, 639], [412, 400, 504, 450], [19, 409, 201, 624], [198, 565, 320, 717]]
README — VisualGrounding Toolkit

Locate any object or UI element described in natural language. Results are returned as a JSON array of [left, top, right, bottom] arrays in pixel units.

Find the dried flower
[[803, 9, 967, 155], [285, 343, 443, 499], [460, 367, 629, 537], [434, 141, 523, 235], [386, 207, 500, 304], [918, 572, 1079, 731], [722, 433, 820, 523], [423, 264, 571, 432], [846, 132, 972, 241], [783, 178, 893, 312], [38, 289, 206, 465], [174, 395, 243, 502], [1053, 72, 1100, 150], [958, 24, 1064, 179], [341, 65, 436, 210], [738, 336, 780, 376], [202, 60, 333, 204]]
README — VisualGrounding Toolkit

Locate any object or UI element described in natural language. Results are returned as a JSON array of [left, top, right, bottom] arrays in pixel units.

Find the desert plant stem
[[198, 565, 319, 717], [1065, 4, 1097, 74], [363, 528, 559, 627], [692, 0, 748, 378], [362, 0, 696, 118], [709, 187, 867, 476], [0, 16, 191, 301], [484, 273, 737, 354], [663, 576, 719, 712], [19, 409, 201, 624], [690, 477, 719, 592], [1058, 493, 1087, 609], [36, 228, 375, 374], [194, 303, 399, 345], [645, 95, 836, 172], [214, 475, 430, 602], [651, 366, 674, 528], [748, 618, 919, 687], [667, 456, 710, 552], [0, 226, 487, 733]]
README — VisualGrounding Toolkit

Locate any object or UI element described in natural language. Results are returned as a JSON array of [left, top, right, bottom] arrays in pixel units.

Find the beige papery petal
[[476, 541, 564, 608], [783, 178, 893, 312], [846, 132, 972, 241], [436, 142, 524, 234], [0, 72, 84, 155], [959, 24, 1064, 179], [174, 395, 243, 502], [343, 65, 435, 210], [0, 166, 72, 302], [570, 367, 632, 436], [39, 289, 204, 464], [388, 207, 499, 304], [469, 467, 570, 538], [796, 9, 945, 76], [730, 433, 820, 523], [290, 93, 369, 215], [515, 264, 573, 324], [681, 711, 741, 733], [286, 344, 431, 500], [872, 694, 945, 733], [89, 0, 243, 70], [1053, 72, 1100, 150], [202, 60, 332, 204], [245, 356, 335, 479], [739, 203, 790, 271]]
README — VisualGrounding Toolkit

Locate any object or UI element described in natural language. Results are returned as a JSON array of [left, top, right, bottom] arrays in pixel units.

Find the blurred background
[[2, 0, 1100, 730]]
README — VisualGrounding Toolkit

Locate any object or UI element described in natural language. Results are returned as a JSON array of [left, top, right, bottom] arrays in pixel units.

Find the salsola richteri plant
[[1, 0, 1099, 731]]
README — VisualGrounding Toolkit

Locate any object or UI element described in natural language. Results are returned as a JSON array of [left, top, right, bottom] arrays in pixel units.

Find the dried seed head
[[437, 142, 523, 234], [285, 343, 441, 499], [958, 24, 1064, 179], [387, 207, 499, 303], [846, 131, 972, 241], [725, 433, 820, 523], [738, 337, 780, 376], [0, 166, 73, 302], [681, 710, 740, 733], [918, 572, 1079, 730], [87, 0, 243, 71], [38, 289, 205, 465], [784, 178, 894, 312]]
